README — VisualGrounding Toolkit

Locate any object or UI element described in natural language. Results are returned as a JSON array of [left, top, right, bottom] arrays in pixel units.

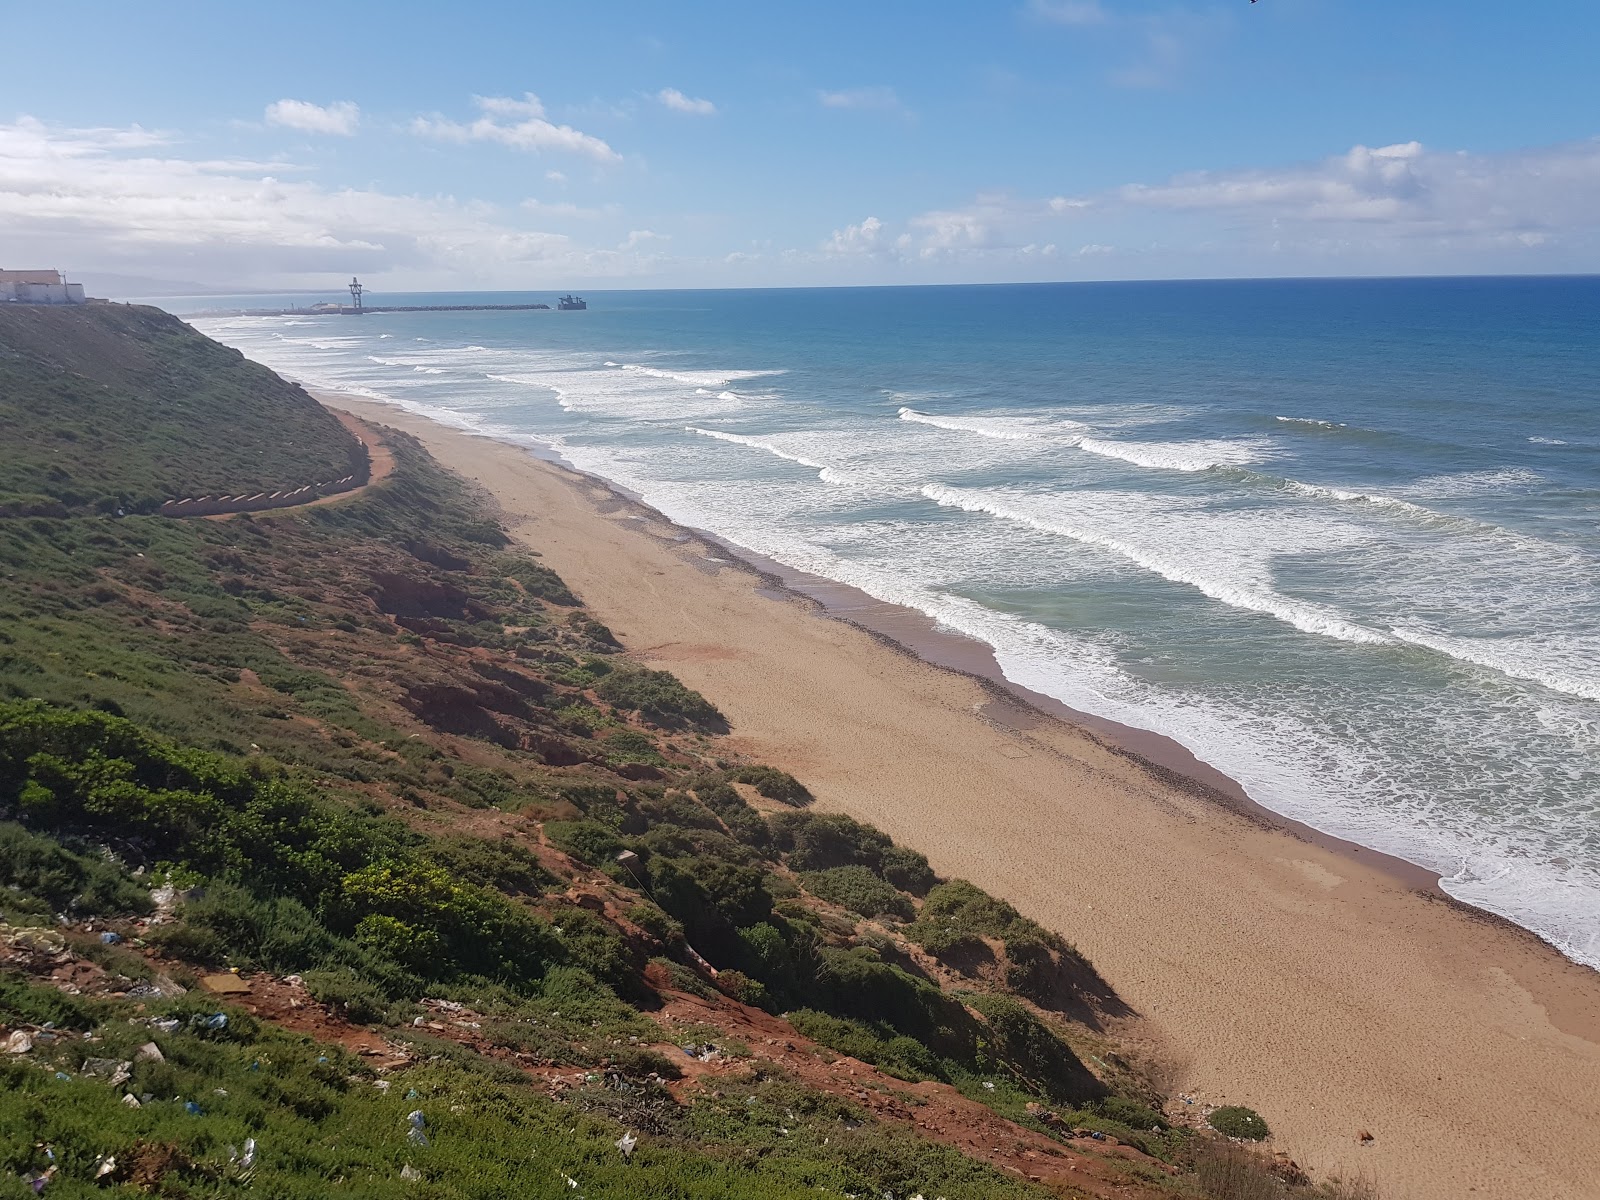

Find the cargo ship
[[557, 294, 587, 310]]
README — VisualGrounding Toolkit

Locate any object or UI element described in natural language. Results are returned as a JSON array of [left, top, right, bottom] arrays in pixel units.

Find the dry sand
[[328, 394, 1600, 1200]]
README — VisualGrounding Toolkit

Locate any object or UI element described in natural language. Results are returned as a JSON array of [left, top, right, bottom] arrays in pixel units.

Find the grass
[[0, 304, 363, 514], [0, 974, 1055, 1200], [0, 311, 1324, 1199]]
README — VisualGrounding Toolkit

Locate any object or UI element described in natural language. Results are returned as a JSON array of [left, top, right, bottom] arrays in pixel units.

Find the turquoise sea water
[[175, 278, 1600, 967]]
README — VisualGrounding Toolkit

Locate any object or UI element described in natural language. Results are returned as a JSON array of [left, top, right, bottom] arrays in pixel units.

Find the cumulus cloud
[[811, 136, 1600, 274], [818, 86, 911, 116], [656, 88, 716, 116], [411, 93, 619, 162], [822, 216, 899, 257], [0, 115, 657, 289], [264, 99, 360, 136]]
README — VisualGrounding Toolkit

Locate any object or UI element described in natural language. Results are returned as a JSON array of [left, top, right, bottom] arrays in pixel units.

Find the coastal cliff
[[1, 313, 1350, 1198]]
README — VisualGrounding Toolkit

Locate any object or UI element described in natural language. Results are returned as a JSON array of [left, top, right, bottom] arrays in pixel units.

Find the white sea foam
[[921, 483, 1392, 645], [1281, 478, 1439, 518], [620, 363, 784, 388], [897, 406, 1038, 441], [367, 355, 447, 373], [1276, 416, 1347, 430], [1529, 436, 1570, 446], [1390, 627, 1600, 703], [687, 426, 846, 484], [543, 442, 1600, 968], [1407, 468, 1544, 497], [186, 308, 1600, 972], [1075, 437, 1268, 473]]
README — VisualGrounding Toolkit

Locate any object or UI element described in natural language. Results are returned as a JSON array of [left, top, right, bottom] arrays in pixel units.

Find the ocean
[[174, 277, 1600, 968]]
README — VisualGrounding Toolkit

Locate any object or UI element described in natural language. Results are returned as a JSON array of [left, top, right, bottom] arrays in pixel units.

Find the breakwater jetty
[[182, 302, 558, 318]]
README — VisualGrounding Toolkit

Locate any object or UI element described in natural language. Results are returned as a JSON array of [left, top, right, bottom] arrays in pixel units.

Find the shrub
[[967, 994, 1103, 1106], [730, 766, 811, 806], [715, 969, 770, 1009], [1093, 1094, 1169, 1132], [545, 819, 624, 866], [595, 667, 724, 731], [807, 946, 978, 1066], [906, 880, 1064, 968], [787, 1009, 946, 1081], [801, 865, 914, 921], [1191, 1140, 1286, 1200], [607, 1044, 682, 1080], [602, 728, 663, 765], [769, 811, 891, 873], [628, 902, 684, 944], [737, 922, 797, 992], [880, 845, 936, 894], [1209, 1105, 1270, 1141], [302, 967, 388, 1024], [0, 821, 152, 917], [420, 834, 555, 896]]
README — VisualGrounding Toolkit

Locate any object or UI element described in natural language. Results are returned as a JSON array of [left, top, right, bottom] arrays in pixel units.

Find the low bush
[[595, 667, 725, 731], [0, 821, 152, 917], [967, 994, 1103, 1106], [880, 844, 937, 894], [801, 865, 914, 921], [1208, 1105, 1270, 1141], [1191, 1140, 1287, 1200], [628, 901, 684, 945], [302, 967, 389, 1025], [731, 766, 811, 806], [769, 811, 892, 873], [714, 968, 770, 1008], [1093, 1094, 1169, 1132], [906, 880, 1066, 973], [607, 1044, 682, 1079], [786, 1009, 946, 1082], [544, 819, 624, 866], [419, 834, 556, 896]]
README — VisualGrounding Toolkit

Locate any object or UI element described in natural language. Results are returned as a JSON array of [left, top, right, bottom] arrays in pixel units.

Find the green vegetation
[[0, 976, 1045, 1200], [0, 304, 362, 515], [801, 865, 915, 920], [1208, 1105, 1271, 1141], [594, 666, 726, 731], [729, 765, 811, 806], [0, 314, 1313, 1199]]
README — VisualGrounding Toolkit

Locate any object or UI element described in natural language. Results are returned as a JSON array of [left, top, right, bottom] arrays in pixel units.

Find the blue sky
[[3, 0, 1597, 291]]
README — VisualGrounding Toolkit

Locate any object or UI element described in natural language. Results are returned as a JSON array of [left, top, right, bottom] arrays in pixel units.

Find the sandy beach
[[326, 393, 1600, 1200]]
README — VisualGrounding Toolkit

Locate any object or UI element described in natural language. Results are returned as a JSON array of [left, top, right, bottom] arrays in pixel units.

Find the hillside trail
[[201, 411, 394, 520]]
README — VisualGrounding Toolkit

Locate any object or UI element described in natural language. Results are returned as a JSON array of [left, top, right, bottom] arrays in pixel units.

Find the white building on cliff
[[0, 269, 87, 305]]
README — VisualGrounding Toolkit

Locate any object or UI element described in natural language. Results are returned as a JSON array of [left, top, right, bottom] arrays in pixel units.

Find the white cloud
[[264, 99, 360, 136], [411, 93, 620, 163], [818, 87, 910, 116], [1115, 138, 1584, 236], [620, 229, 666, 249], [0, 115, 662, 289], [1027, 0, 1108, 26], [822, 216, 893, 257], [656, 88, 716, 116], [545, 170, 568, 185], [809, 136, 1600, 275]]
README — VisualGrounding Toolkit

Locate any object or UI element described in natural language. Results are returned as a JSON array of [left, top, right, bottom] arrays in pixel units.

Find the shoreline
[[319, 391, 1600, 1200]]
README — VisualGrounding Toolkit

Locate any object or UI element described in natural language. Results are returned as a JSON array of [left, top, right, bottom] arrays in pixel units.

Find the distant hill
[[0, 303, 363, 515]]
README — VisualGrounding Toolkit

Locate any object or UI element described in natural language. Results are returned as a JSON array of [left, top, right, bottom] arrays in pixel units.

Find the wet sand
[[325, 393, 1600, 1200]]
